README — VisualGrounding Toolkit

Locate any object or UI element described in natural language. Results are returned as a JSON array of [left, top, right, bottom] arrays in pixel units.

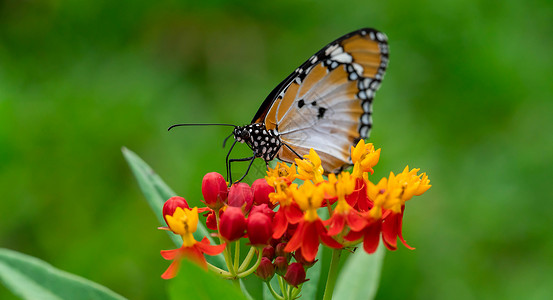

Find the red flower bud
[[294, 249, 317, 268], [219, 206, 246, 241], [252, 178, 275, 207], [247, 213, 272, 246], [283, 262, 309, 288], [205, 210, 217, 231], [162, 196, 189, 225], [228, 182, 254, 213], [202, 172, 228, 209], [250, 203, 275, 219], [262, 245, 275, 261], [275, 242, 289, 258], [274, 256, 288, 276], [255, 257, 275, 281]]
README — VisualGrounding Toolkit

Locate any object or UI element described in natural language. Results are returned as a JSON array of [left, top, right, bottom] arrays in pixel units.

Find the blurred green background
[[2, 0, 553, 299]]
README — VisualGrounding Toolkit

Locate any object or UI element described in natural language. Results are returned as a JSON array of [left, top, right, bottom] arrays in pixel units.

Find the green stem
[[288, 285, 293, 300], [233, 241, 241, 274], [215, 212, 235, 277], [237, 248, 262, 278], [238, 247, 257, 272], [322, 248, 342, 300], [291, 284, 303, 298], [266, 281, 284, 300], [278, 276, 286, 299], [206, 263, 233, 278]]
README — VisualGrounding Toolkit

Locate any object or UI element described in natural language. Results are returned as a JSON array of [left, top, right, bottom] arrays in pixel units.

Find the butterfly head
[[233, 126, 251, 143]]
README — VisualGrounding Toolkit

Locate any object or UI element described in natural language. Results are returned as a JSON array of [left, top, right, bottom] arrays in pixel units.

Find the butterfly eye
[[241, 130, 250, 140]]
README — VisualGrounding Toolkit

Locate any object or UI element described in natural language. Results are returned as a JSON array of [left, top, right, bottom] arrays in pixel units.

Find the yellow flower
[[367, 166, 431, 214], [332, 172, 356, 214], [295, 148, 324, 183], [350, 140, 381, 177], [292, 180, 324, 222], [394, 166, 432, 201], [367, 177, 387, 218], [266, 162, 297, 186], [165, 207, 199, 247], [269, 180, 297, 207]]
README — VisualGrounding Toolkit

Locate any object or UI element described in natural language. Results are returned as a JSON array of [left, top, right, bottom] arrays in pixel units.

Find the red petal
[[397, 209, 415, 250], [344, 229, 364, 242], [316, 221, 343, 249], [326, 213, 346, 236], [272, 209, 288, 239], [160, 248, 181, 260], [356, 179, 371, 212], [346, 211, 368, 231], [195, 237, 227, 255], [382, 213, 399, 251], [182, 246, 208, 269], [362, 222, 382, 254], [284, 221, 306, 253], [285, 203, 304, 224], [301, 221, 321, 261], [161, 258, 181, 279]]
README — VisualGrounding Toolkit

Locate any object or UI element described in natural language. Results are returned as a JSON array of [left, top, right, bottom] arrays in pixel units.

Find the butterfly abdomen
[[234, 123, 282, 161]]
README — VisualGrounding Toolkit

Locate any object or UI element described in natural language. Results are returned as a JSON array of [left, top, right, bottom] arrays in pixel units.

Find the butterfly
[[169, 28, 389, 183], [226, 28, 389, 182]]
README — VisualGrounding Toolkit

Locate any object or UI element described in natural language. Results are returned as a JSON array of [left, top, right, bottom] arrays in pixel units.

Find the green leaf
[[168, 260, 247, 300], [0, 248, 126, 300], [121, 148, 221, 261], [332, 244, 385, 300]]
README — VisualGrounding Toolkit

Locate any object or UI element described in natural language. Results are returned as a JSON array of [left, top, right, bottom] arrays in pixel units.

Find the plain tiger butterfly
[[170, 28, 389, 183]]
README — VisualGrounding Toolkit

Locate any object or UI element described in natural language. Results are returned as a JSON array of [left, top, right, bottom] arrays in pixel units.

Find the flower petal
[[301, 221, 321, 261], [362, 222, 382, 254], [195, 237, 226, 255], [160, 248, 181, 260], [272, 209, 288, 239], [326, 213, 346, 236], [161, 258, 181, 279]]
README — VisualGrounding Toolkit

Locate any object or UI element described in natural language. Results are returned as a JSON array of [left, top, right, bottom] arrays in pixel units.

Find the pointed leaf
[[0, 248, 125, 300], [122, 147, 224, 266], [168, 260, 247, 300], [333, 244, 385, 300]]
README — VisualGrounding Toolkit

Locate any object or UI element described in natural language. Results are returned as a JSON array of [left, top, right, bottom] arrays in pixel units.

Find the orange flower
[[325, 172, 367, 236], [350, 140, 381, 177], [284, 181, 342, 261], [295, 148, 325, 183], [160, 206, 225, 279]]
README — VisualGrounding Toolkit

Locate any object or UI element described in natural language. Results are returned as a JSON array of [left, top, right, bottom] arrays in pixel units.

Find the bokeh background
[[2, 0, 553, 299]]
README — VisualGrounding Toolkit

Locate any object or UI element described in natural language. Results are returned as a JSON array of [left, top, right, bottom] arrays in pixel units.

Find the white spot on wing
[[332, 52, 352, 63], [352, 63, 364, 75]]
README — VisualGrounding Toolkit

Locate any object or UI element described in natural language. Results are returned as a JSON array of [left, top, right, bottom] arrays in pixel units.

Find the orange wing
[[253, 28, 389, 172]]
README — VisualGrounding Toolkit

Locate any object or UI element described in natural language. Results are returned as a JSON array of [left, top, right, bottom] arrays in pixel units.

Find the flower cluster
[[158, 140, 430, 296]]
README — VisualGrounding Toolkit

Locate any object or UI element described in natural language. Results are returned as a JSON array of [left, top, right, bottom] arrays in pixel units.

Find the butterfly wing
[[253, 28, 389, 172]]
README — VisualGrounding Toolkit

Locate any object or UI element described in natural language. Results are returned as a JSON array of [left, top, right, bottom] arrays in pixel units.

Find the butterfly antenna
[[167, 123, 237, 131], [222, 132, 234, 148]]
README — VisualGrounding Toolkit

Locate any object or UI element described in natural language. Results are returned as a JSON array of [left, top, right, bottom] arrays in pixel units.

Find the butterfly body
[[228, 28, 389, 181], [233, 123, 282, 161]]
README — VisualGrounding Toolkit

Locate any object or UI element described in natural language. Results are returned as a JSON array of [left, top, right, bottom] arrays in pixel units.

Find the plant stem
[[237, 248, 262, 278], [238, 247, 257, 272], [322, 249, 342, 300], [215, 212, 235, 277], [233, 241, 240, 274], [266, 281, 284, 300], [206, 263, 232, 278], [278, 276, 286, 299]]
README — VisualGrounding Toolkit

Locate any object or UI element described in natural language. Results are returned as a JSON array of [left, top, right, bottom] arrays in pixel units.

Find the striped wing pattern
[[253, 28, 389, 172]]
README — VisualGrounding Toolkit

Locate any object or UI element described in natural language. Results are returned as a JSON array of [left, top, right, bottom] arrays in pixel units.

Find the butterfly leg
[[283, 142, 304, 159], [225, 140, 239, 182], [228, 155, 256, 184]]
